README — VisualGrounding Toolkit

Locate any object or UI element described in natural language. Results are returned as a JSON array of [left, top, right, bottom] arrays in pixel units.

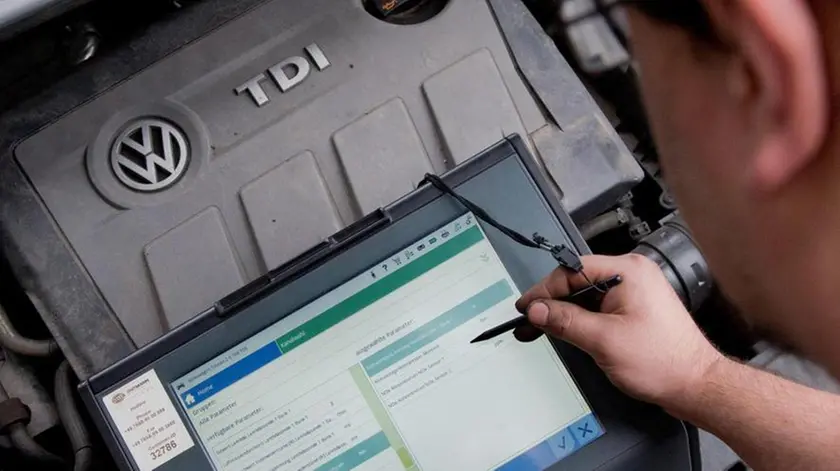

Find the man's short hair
[[628, 0, 716, 42]]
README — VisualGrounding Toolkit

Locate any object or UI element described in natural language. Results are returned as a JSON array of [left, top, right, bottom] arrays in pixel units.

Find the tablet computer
[[81, 136, 697, 471]]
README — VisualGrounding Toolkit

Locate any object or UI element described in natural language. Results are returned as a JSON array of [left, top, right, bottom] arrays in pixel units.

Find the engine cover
[[2, 0, 641, 375]]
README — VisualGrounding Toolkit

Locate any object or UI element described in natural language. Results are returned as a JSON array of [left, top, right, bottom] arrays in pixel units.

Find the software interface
[[172, 213, 604, 471]]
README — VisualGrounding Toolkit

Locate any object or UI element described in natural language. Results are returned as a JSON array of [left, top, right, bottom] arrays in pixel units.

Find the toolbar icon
[[466, 215, 474, 226], [417, 244, 426, 252], [392, 256, 403, 266], [454, 222, 462, 232], [404, 249, 415, 260], [441, 230, 450, 239], [429, 237, 438, 245]]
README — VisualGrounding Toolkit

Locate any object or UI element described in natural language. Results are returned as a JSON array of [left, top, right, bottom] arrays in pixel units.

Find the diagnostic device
[[80, 136, 699, 471]]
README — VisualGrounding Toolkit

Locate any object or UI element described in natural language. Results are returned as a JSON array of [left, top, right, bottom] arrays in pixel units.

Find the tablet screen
[[172, 213, 603, 471]]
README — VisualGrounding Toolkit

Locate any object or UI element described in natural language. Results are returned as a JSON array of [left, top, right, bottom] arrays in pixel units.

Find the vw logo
[[110, 118, 189, 192]]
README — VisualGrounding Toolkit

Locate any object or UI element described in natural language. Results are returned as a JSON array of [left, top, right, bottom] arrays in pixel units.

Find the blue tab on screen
[[315, 431, 390, 471], [495, 441, 556, 471], [546, 427, 577, 461], [495, 414, 603, 471], [180, 342, 282, 408], [568, 414, 603, 448]]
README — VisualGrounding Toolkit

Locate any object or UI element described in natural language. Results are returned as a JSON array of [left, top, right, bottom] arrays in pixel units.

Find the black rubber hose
[[0, 378, 64, 465], [0, 354, 9, 449], [8, 424, 65, 465], [632, 217, 713, 312], [0, 305, 58, 357], [580, 209, 628, 240], [55, 361, 93, 471]]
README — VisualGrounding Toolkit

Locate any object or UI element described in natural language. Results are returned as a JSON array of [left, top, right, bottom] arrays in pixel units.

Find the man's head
[[622, 1, 840, 369]]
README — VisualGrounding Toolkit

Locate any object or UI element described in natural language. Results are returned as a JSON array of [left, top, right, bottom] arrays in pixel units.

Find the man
[[516, 1, 840, 470]]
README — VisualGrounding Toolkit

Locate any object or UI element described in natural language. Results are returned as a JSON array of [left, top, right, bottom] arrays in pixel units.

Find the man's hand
[[515, 254, 722, 412]]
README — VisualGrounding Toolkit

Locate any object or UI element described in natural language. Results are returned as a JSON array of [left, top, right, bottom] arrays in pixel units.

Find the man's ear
[[703, 0, 829, 191]]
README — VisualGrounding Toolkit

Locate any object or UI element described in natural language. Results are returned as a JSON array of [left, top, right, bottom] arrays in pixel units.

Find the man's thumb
[[527, 300, 606, 354]]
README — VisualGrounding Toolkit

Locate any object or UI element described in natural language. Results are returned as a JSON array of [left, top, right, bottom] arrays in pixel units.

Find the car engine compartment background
[[1, 0, 641, 375]]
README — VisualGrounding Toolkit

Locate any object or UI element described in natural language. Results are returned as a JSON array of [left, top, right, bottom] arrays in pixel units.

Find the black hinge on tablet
[[214, 240, 331, 317], [331, 209, 392, 245], [214, 209, 392, 318]]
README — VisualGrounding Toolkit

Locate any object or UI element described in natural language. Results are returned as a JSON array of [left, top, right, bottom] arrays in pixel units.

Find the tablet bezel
[[81, 135, 696, 471]]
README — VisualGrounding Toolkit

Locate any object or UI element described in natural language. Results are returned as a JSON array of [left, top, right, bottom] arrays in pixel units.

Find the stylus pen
[[470, 275, 623, 344]]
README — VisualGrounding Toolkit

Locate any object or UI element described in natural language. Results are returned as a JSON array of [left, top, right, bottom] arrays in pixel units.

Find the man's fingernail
[[528, 302, 550, 326]]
